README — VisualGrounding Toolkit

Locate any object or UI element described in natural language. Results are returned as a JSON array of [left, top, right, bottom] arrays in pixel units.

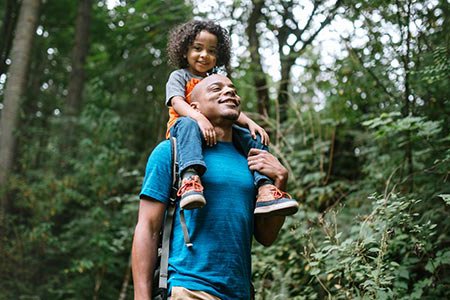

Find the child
[[165, 20, 298, 216]]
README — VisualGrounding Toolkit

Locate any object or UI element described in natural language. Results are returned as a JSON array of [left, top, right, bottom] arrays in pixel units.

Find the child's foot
[[177, 175, 206, 210], [254, 184, 299, 216]]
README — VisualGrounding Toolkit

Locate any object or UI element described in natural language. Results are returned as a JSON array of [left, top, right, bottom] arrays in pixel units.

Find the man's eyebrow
[[207, 81, 235, 89], [207, 81, 222, 88]]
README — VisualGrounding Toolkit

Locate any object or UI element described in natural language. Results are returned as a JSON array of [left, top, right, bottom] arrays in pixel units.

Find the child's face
[[186, 30, 218, 76]]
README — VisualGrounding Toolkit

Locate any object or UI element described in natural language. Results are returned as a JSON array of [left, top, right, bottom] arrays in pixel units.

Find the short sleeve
[[166, 70, 187, 106], [139, 141, 173, 203]]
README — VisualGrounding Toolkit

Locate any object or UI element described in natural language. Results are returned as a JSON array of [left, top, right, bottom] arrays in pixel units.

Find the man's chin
[[223, 112, 240, 122]]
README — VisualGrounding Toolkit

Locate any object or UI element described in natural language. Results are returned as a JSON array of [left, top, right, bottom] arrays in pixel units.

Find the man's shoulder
[[147, 140, 172, 163], [151, 139, 171, 154], [141, 139, 173, 203]]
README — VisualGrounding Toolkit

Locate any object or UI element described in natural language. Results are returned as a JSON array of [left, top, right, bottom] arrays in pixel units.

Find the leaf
[[425, 260, 436, 273], [368, 247, 380, 253], [310, 268, 321, 276], [390, 261, 400, 267], [438, 194, 450, 205]]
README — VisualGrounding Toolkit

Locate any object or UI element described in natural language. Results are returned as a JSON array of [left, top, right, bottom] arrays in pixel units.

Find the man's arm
[[248, 148, 288, 246], [131, 198, 166, 300]]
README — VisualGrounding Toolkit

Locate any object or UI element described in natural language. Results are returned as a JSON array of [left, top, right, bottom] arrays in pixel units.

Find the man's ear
[[190, 102, 200, 111]]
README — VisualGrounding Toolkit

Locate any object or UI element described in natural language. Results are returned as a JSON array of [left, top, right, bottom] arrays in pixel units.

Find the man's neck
[[214, 127, 233, 142]]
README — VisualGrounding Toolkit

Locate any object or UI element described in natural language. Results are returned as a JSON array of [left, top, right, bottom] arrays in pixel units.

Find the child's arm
[[236, 112, 270, 146], [172, 96, 217, 146]]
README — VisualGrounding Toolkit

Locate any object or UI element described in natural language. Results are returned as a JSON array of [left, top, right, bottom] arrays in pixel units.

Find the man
[[132, 74, 294, 299]]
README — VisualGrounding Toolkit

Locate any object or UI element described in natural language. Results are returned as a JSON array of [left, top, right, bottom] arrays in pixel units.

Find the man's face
[[194, 75, 241, 124]]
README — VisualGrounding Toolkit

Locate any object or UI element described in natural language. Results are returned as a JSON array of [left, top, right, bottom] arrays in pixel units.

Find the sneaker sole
[[254, 200, 299, 216], [180, 194, 206, 210]]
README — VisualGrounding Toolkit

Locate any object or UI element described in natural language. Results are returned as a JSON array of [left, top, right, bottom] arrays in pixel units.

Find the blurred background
[[0, 0, 449, 299]]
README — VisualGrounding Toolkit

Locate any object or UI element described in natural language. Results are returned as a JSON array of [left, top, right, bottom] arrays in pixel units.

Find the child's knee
[[171, 117, 201, 138], [176, 117, 197, 129]]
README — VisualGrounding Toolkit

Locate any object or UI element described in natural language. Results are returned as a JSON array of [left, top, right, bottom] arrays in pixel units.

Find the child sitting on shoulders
[[165, 19, 298, 216]]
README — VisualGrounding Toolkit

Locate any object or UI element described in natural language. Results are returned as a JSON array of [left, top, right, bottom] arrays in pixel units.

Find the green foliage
[[1, 0, 449, 299], [301, 194, 445, 299], [412, 46, 449, 84], [1, 0, 192, 299], [253, 190, 450, 299], [250, 1, 449, 297]]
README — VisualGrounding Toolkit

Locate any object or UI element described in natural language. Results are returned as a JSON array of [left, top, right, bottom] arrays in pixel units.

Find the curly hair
[[167, 20, 231, 71]]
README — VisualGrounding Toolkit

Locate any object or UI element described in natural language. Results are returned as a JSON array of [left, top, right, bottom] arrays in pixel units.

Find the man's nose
[[223, 87, 239, 99], [223, 87, 236, 96]]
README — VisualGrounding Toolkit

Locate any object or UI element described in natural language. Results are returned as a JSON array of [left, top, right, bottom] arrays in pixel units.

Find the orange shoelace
[[177, 178, 204, 197], [270, 186, 292, 200]]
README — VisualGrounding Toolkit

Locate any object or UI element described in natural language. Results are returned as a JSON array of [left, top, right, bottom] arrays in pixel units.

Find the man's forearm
[[254, 215, 286, 246], [131, 221, 159, 300]]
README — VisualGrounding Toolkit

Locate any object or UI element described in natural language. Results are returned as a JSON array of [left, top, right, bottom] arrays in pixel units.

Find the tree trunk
[[274, 0, 342, 123], [247, 0, 270, 118], [278, 56, 294, 123], [400, 0, 414, 192], [0, 0, 19, 76], [61, 0, 92, 158], [66, 0, 92, 116], [0, 0, 41, 210]]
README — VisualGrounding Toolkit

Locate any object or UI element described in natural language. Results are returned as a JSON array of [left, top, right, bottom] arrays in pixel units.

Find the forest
[[0, 0, 449, 299]]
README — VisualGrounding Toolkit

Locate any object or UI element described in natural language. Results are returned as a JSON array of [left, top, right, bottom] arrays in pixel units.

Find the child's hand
[[197, 115, 216, 146], [247, 121, 270, 146]]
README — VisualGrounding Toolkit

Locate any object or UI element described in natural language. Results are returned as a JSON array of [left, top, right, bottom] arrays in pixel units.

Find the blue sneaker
[[254, 185, 299, 216], [178, 175, 206, 210]]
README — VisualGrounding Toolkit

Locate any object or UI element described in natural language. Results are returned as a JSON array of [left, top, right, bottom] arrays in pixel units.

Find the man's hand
[[247, 148, 288, 189], [195, 113, 217, 146], [247, 120, 270, 146]]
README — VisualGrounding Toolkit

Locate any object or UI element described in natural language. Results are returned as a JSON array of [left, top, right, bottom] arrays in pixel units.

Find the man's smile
[[219, 97, 240, 107]]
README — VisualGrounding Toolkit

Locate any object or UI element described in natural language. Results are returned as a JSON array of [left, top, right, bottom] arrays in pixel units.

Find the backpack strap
[[179, 210, 193, 247], [158, 137, 194, 299], [158, 137, 179, 297]]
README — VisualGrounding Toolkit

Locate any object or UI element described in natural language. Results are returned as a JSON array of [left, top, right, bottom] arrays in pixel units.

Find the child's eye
[[208, 49, 217, 55]]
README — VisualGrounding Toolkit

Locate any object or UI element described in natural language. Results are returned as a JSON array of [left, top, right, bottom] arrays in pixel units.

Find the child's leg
[[231, 125, 272, 186], [170, 117, 206, 209], [171, 117, 207, 176], [232, 125, 299, 216]]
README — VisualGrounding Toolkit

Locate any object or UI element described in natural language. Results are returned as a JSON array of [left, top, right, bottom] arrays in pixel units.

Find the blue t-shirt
[[140, 140, 256, 299]]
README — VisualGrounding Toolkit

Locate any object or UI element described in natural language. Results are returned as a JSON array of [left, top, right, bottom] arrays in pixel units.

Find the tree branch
[[345, 43, 398, 102], [294, 0, 343, 55]]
